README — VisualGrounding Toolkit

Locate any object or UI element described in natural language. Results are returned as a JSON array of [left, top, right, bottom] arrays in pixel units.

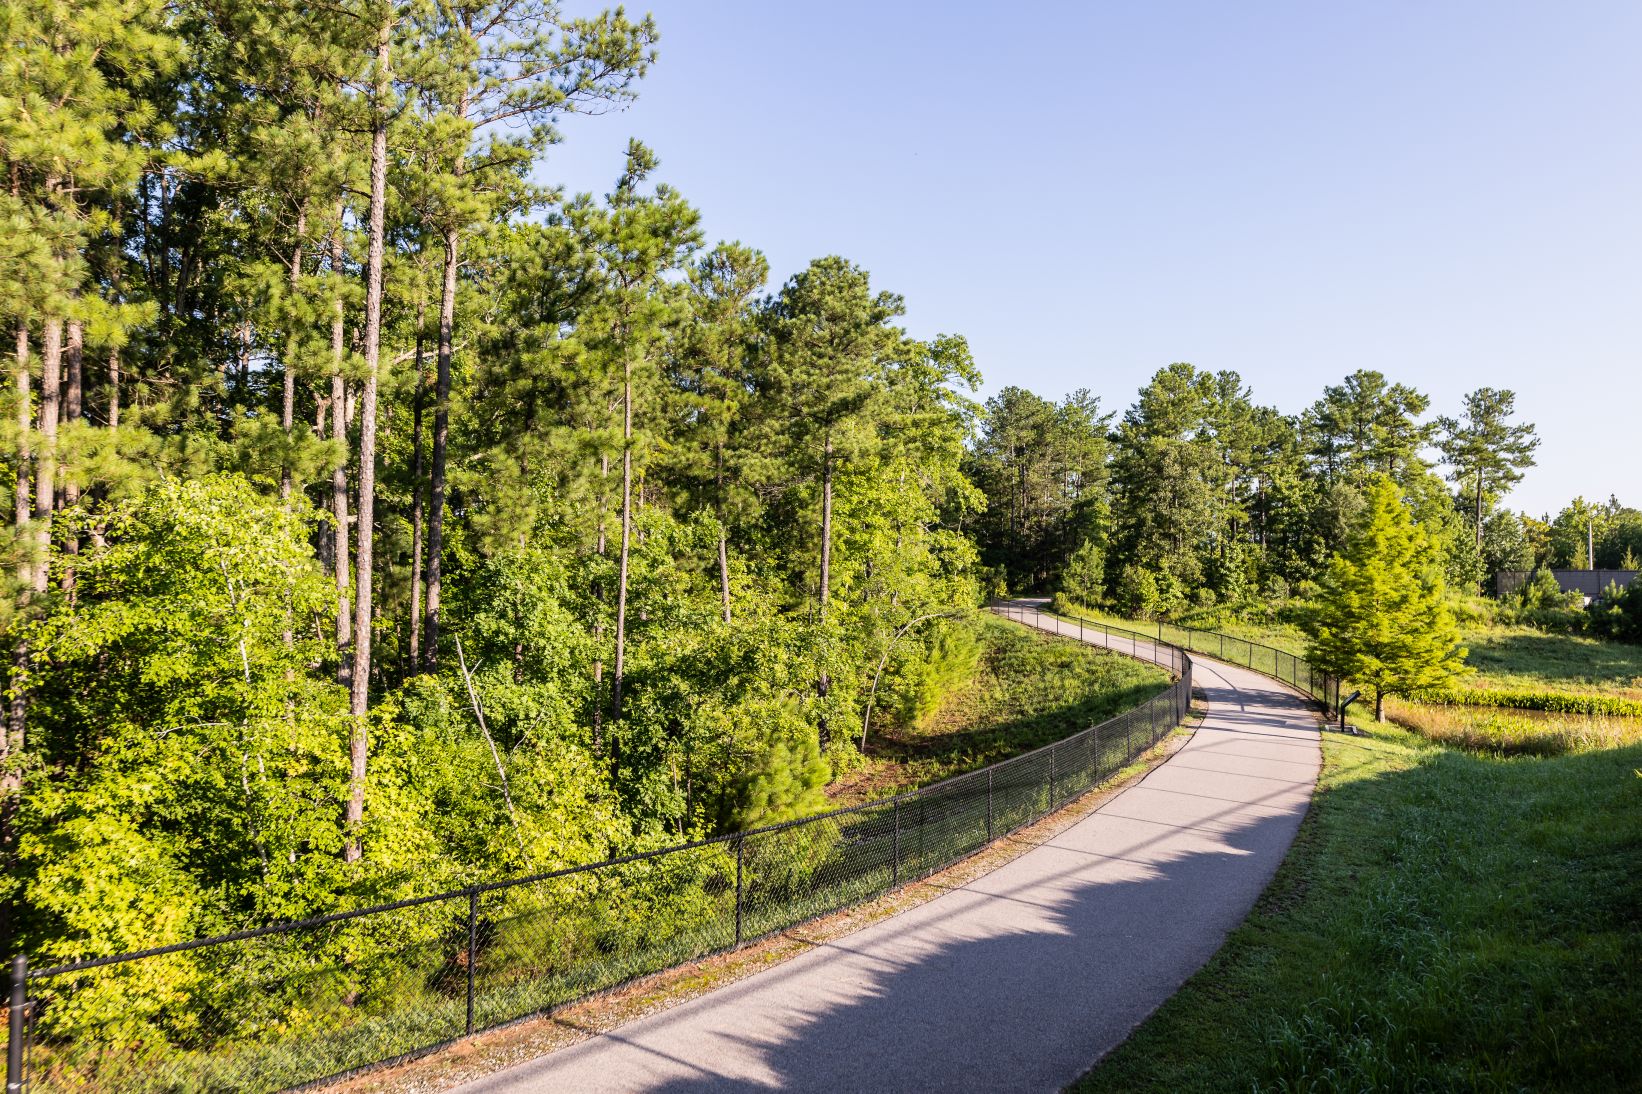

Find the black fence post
[[892, 799, 901, 886], [465, 889, 478, 1036], [1047, 747, 1056, 810], [985, 769, 993, 843], [8, 954, 25, 1094], [918, 794, 926, 872], [734, 837, 745, 946]]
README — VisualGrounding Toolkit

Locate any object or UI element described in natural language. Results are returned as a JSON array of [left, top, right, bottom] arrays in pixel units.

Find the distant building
[[1495, 569, 1638, 599]]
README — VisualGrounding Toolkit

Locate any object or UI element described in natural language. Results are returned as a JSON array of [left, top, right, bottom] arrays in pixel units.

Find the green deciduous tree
[[16, 476, 353, 958]]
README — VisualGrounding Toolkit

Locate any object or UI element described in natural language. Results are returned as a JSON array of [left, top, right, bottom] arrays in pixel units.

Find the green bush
[[1496, 570, 1589, 633], [1588, 580, 1642, 644], [898, 621, 984, 726], [1058, 540, 1105, 606], [1113, 563, 1178, 620], [1417, 685, 1642, 718]]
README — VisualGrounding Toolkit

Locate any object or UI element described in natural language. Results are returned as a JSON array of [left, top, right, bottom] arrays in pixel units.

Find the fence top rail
[[1027, 601, 1334, 705], [25, 607, 1192, 981], [1013, 599, 1295, 663], [1156, 621, 1304, 666]]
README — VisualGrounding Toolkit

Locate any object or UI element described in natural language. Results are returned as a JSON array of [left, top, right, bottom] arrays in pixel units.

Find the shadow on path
[[458, 611, 1322, 1094], [466, 792, 1304, 1093]]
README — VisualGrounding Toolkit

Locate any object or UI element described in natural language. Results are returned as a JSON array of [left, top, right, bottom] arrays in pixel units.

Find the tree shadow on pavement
[[475, 802, 1302, 1094]]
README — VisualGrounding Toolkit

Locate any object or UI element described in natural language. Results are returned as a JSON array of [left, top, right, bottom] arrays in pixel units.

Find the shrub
[[1517, 568, 1584, 612], [1415, 685, 1642, 719], [1588, 580, 1642, 644], [1113, 563, 1177, 621], [1059, 540, 1105, 606], [896, 621, 984, 726]]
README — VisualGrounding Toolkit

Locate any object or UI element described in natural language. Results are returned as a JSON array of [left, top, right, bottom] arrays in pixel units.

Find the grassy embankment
[[1075, 712, 1642, 1092], [1053, 601, 1642, 755], [1053, 601, 1642, 690], [827, 614, 1171, 807], [1040, 605, 1642, 1090]]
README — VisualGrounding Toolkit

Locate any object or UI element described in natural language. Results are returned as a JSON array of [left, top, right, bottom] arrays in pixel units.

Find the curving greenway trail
[[454, 600, 1321, 1094]]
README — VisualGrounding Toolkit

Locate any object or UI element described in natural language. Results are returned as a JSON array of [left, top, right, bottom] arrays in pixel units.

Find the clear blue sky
[[547, 1, 1641, 518]]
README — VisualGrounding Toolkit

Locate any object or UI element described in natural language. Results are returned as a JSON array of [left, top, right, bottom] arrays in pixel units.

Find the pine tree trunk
[[64, 321, 82, 440], [408, 301, 426, 669], [592, 450, 608, 751], [60, 320, 83, 596], [1474, 472, 1484, 549], [280, 213, 305, 503], [423, 92, 468, 671], [820, 434, 833, 621], [424, 226, 457, 671], [1375, 689, 1385, 723], [716, 444, 731, 624], [236, 320, 252, 404], [717, 531, 731, 625], [612, 360, 633, 722], [33, 319, 61, 594], [345, 24, 392, 864], [107, 347, 119, 430], [7, 323, 29, 816], [329, 229, 351, 685], [14, 324, 29, 533], [817, 432, 833, 746]]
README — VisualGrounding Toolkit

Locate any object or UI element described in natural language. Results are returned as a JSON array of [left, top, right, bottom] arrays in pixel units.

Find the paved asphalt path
[[457, 602, 1321, 1093]]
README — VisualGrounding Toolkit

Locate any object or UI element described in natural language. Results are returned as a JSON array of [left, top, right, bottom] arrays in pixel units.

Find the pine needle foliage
[[1306, 475, 1468, 719]]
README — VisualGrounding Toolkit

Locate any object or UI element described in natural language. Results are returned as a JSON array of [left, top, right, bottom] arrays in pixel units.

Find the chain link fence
[[5, 612, 1195, 1093], [997, 601, 1341, 714]]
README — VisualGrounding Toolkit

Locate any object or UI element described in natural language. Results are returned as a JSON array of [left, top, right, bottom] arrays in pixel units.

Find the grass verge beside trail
[[827, 614, 1171, 807], [1056, 599, 1642, 714], [1074, 722, 1642, 1093], [1463, 626, 1642, 698]]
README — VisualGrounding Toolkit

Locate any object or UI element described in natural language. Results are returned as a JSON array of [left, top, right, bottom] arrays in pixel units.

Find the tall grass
[[1385, 697, 1642, 756]]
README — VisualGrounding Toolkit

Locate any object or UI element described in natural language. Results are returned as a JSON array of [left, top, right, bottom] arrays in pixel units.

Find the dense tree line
[[0, 1, 985, 963], [965, 366, 1587, 618], [2, 0, 1626, 975]]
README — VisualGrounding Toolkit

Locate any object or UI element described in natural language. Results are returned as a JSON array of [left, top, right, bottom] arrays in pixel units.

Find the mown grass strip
[[1074, 724, 1642, 1093]]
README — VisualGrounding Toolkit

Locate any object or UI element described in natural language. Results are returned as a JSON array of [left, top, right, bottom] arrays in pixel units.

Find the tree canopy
[[1305, 476, 1467, 720], [0, 0, 1609, 1006]]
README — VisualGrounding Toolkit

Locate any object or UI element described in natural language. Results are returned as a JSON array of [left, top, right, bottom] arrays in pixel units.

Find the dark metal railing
[[4, 613, 1195, 1093], [1000, 600, 1341, 714]]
